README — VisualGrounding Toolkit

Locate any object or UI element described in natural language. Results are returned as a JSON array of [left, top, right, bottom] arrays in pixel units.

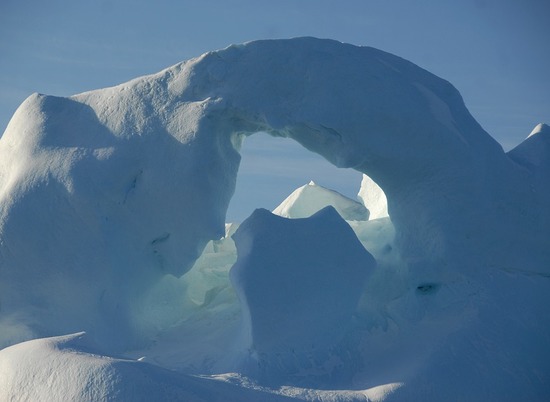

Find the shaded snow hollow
[[0, 38, 549, 401]]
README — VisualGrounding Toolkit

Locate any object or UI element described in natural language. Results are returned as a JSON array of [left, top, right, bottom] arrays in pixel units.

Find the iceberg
[[0, 37, 549, 400]]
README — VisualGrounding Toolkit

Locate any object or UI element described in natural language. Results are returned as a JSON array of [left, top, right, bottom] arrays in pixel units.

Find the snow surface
[[0, 332, 298, 402], [357, 175, 388, 220], [0, 37, 549, 401], [273, 180, 370, 220], [230, 206, 375, 385]]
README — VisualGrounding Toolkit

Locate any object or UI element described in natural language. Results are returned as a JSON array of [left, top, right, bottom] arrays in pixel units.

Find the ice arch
[[0, 37, 547, 349]]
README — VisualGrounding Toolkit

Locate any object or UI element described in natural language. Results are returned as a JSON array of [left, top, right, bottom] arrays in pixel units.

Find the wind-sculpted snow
[[230, 207, 375, 384], [0, 38, 549, 400]]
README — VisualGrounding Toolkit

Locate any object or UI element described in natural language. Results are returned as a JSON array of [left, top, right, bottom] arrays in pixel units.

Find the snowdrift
[[0, 37, 549, 401]]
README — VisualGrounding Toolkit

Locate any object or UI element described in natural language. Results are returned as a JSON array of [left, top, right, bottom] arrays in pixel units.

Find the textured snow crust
[[1, 38, 549, 401]]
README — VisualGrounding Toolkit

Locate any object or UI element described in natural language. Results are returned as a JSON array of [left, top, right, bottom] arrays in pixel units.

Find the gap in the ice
[[226, 132, 364, 223], [168, 131, 389, 340]]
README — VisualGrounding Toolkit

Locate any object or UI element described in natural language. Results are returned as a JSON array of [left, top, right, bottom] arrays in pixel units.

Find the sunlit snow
[[0, 38, 549, 401]]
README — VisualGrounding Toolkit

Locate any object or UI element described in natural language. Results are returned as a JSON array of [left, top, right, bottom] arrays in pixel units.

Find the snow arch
[[0, 38, 548, 351]]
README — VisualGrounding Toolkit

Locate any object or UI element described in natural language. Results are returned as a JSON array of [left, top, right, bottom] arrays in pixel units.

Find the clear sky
[[1, 0, 549, 221]]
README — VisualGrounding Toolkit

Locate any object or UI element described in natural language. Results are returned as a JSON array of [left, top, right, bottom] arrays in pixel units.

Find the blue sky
[[1, 0, 548, 221]]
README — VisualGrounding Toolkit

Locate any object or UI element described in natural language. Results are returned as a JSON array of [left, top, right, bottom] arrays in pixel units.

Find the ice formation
[[0, 38, 549, 401], [230, 207, 375, 383], [273, 180, 370, 220], [357, 174, 388, 220]]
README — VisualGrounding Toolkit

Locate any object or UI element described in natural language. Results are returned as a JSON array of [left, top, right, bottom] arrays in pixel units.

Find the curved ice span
[[0, 38, 549, 400]]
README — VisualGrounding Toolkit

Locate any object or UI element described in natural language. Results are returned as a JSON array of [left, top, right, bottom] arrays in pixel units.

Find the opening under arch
[[226, 132, 364, 223]]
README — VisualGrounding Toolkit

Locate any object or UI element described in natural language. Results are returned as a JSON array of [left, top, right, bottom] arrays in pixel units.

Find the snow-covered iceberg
[[1, 37, 549, 401]]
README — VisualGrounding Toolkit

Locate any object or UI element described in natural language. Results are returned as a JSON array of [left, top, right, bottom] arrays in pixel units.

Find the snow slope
[[0, 37, 549, 400], [0, 332, 298, 402]]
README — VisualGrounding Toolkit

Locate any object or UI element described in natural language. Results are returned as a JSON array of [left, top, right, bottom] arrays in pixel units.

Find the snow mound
[[230, 207, 375, 384], [0, 332, 295, 402], [272, 180, 370, 220]]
